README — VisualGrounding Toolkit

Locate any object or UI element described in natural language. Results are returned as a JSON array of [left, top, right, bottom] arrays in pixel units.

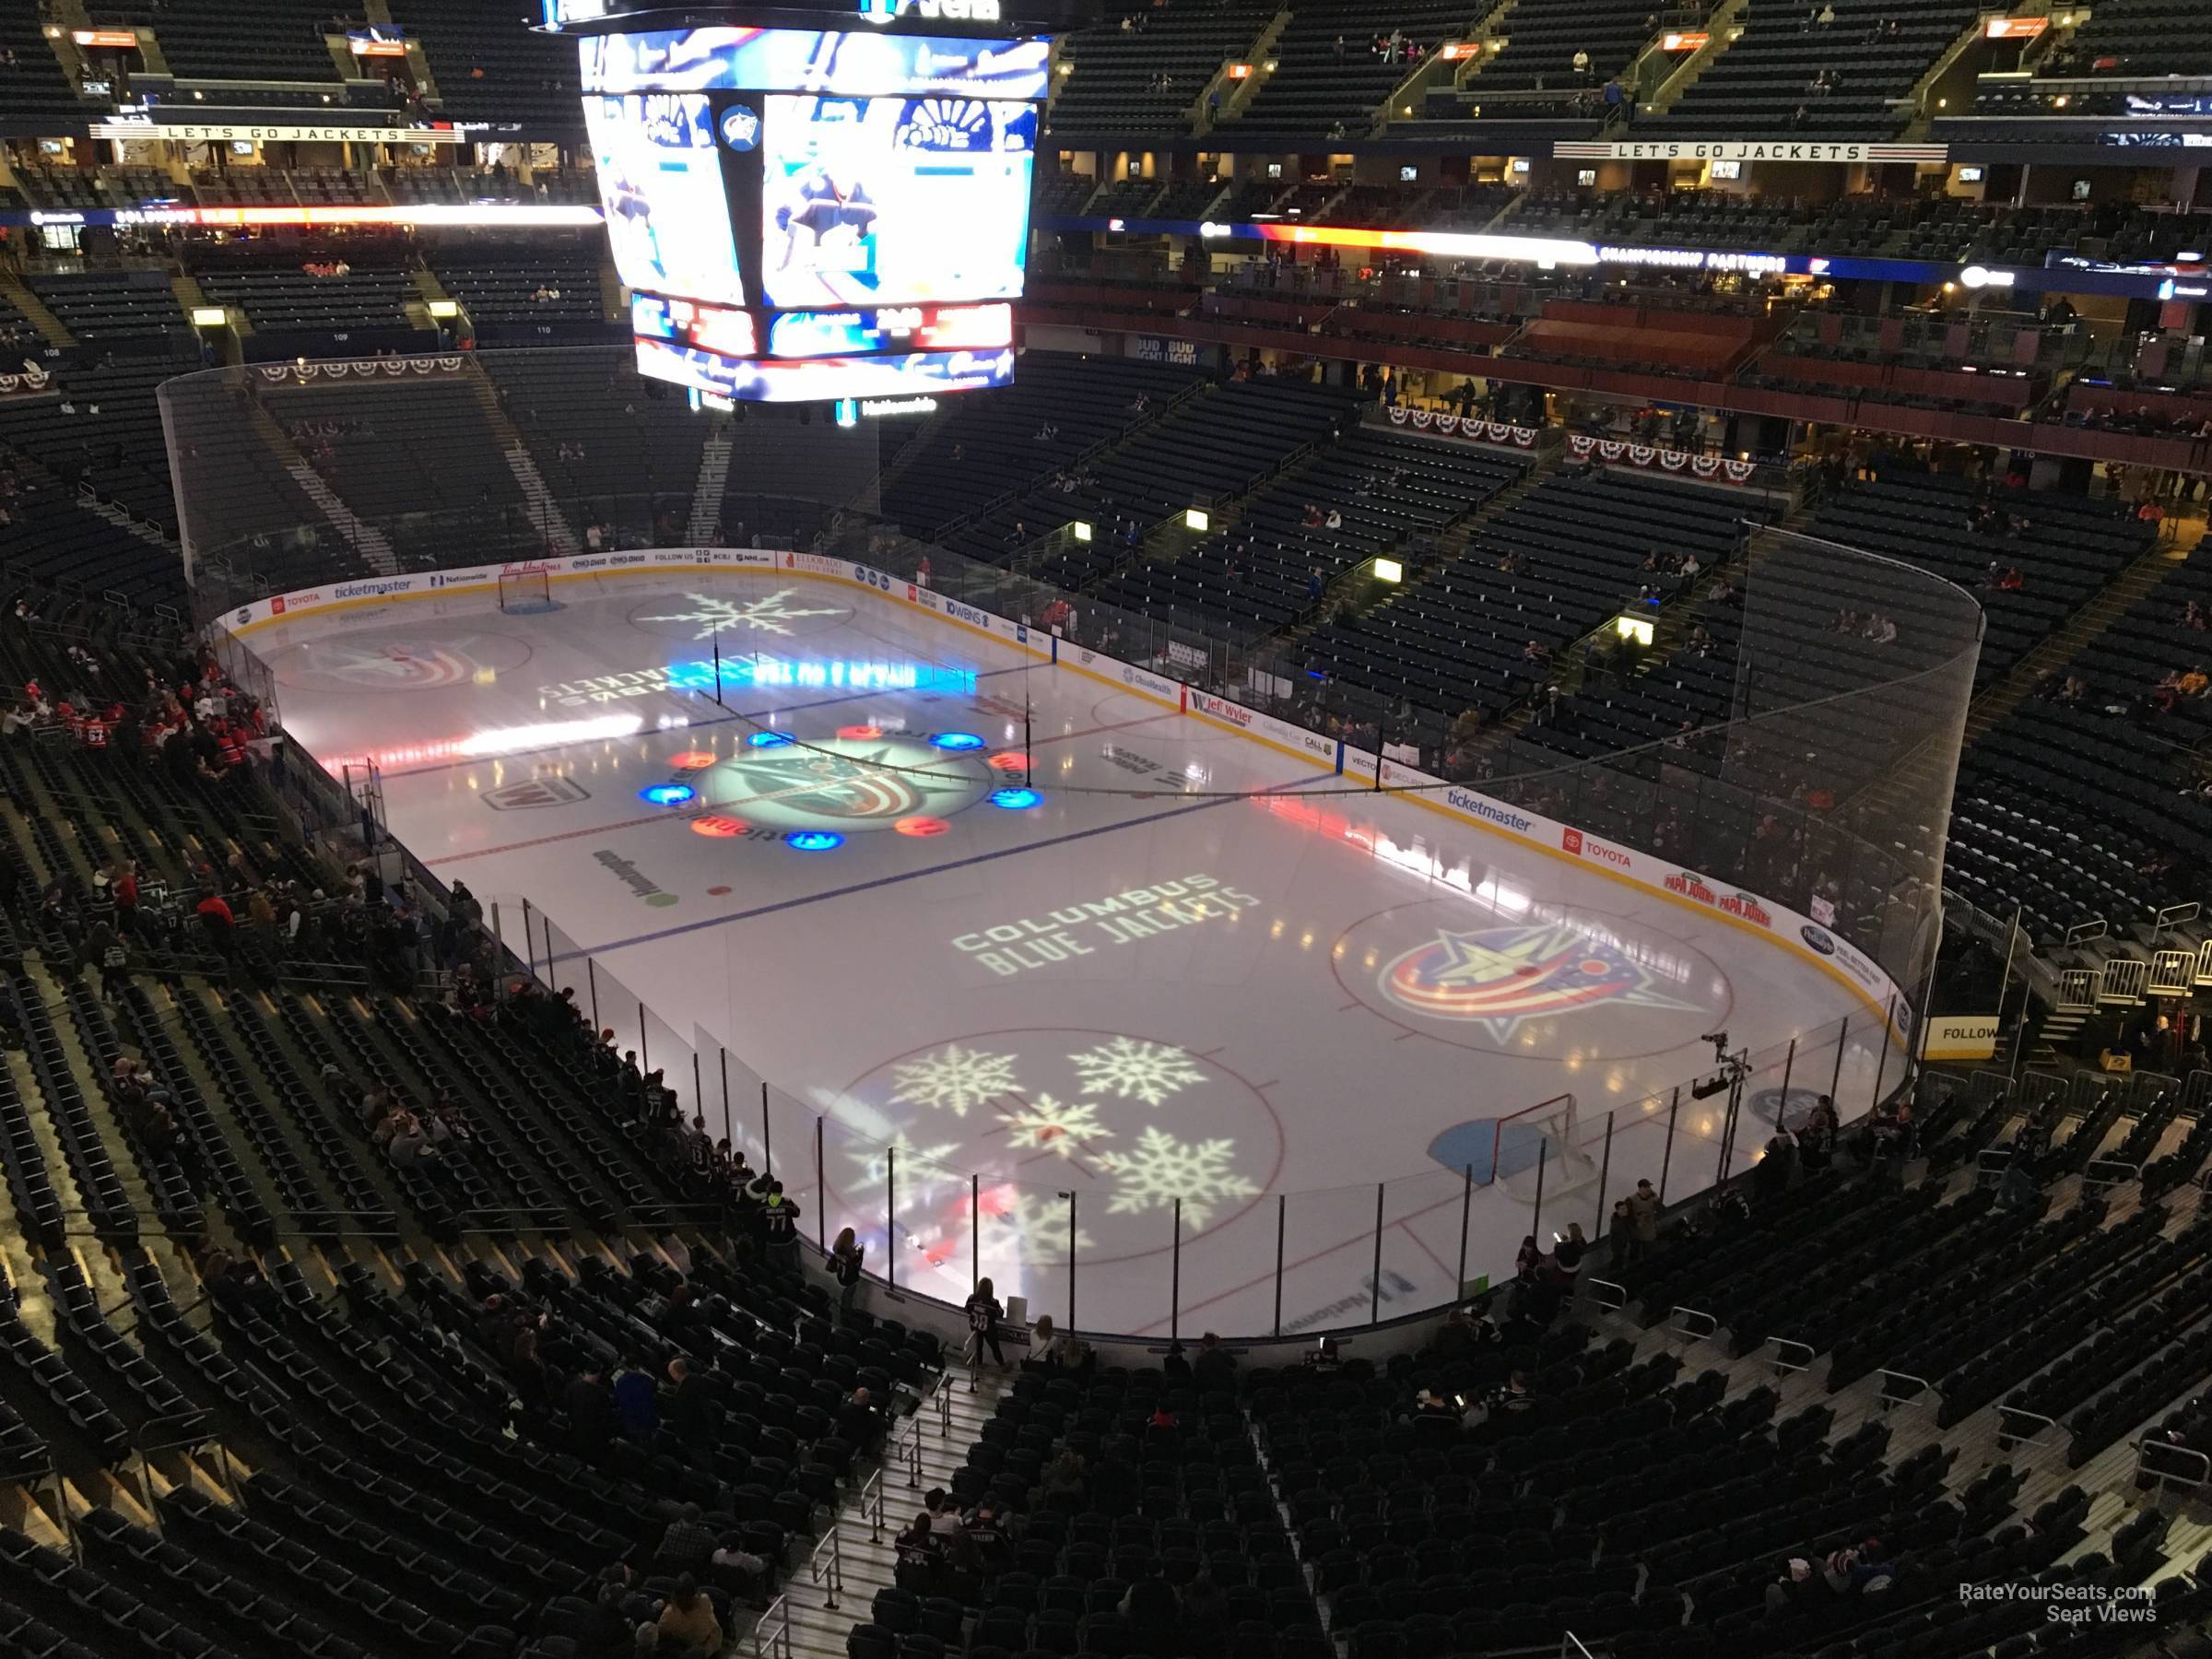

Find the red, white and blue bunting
[[255, 355, 466, 384], [1386, 406, 1538, 447], [1569, 434, 1757, 483], [0, 363, 53, 395]]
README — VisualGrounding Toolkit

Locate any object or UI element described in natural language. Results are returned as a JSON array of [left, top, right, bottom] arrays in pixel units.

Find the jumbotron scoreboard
[[540, 0, 1093, 403]]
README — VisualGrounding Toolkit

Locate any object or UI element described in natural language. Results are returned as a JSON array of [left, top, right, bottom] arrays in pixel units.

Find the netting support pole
[[712, 637, 725, 708], [759, 1079, 770, 1176], [886, 1146, 897, 1291], [1024, 687, 1032, 775], [1065, 1191, 1077, 1332], [585, 954, 600, 1040], [815, 1117, 826, 1249], [1272, 1195, 1286, 1335], [1830, 1017, 1849, 1099], [1370, 1183, 1385, 1324], [1872, 993, 1898, 1112], [720, 1051, 733, 1150], [1457, 1164, 1472, 1297], [1531, 1142, 1547, 1246], [1594, 1114, 1614, 1239], [1778, 1039, 1797, 1124], [1170, 1199, 1182, 1344], [1659, 1088, 1680, 1206]]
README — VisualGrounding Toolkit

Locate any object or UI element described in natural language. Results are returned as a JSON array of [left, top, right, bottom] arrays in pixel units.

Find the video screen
[[581, 27, 1052, 101], [760, 94, 1034, 309], [637, 337, 1015, 403], [586, 90, 746, 306], [766, 301, 1012, 358]]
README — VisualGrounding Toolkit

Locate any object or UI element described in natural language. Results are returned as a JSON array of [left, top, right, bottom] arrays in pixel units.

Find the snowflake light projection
[[975, 1183, 1092, 1261], [888, 1042, 1019, 1119], [842, 1131, 961, 1194], [1098, 1125, 1258, 1229], [639, 589, 845, 640], [995, 1095, 1113, 1158], [1068, 1037, 1206, 1108]]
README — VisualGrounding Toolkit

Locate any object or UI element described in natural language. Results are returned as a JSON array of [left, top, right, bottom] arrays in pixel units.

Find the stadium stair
[[247, 394, 400, 575], [408, 264, 453, 338], [0, 272, 71, 350], [778, 1365, 1012, 1659], [1639, 0, 1748, 114], [463, 364, 583, 559], [1959, 512, 2204, 749], [1203, 6, 1293, 128], [687, 427, 735, 545]]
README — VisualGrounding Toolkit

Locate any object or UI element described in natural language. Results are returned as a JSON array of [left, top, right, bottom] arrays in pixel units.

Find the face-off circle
[[833, 1028, 1283, 1267], [1335, 900, 1731, 1059], [271, 631, 534, 692], [685, 732, 990, 834], [625, 584, 853, 642]]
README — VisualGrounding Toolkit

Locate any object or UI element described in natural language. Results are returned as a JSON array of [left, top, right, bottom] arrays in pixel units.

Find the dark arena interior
[[2, 0, 2212, 1656]]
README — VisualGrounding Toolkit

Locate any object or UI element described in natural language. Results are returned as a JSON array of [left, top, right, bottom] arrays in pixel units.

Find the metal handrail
[[806, 1516, 844, 1612], [1583, 1277, 1628, 1312], [1668, 1305, 1718, 1344], [1877, 1370, 1939, 1414], [1996, 1403, 2071, 1462], [751, 1594, 794, 1659], [900, 1406, 924, 1490], [1767, 1337, 1816, 1377], [859, 1465, 885, 1546], [2135, 1437, 2211, 1497]]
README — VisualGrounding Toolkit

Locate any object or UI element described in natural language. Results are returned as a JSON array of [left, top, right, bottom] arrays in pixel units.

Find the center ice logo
[[696, 734, 985, 831], [1379, 921, 1708, 1039]]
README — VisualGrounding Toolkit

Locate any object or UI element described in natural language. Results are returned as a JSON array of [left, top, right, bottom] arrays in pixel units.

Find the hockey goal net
[[498, 569, 553, 613], [1491, 1093, 1601, 1205]]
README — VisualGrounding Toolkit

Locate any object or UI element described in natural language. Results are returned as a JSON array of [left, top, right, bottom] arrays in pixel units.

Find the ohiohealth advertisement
[[586, 91, 747, 307], [761, 94, 1033, 309]]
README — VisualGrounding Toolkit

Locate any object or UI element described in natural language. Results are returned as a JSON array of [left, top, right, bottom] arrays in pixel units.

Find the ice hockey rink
[[249, 564, 1902, 1338]]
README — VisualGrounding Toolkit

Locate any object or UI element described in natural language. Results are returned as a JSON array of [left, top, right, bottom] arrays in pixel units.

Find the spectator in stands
[[1488, 1370, 1538, 1419], [654, 1575, 723, 1659], [1193, 1331, 1235, 1391], [1555, 1221, 1588, 1272], [654, 1504, 718, 1576], [838, 1385, 883, 1454], [666, 1356, 719, 1446], [1797, 1098, 1838, 1172], [1765, 1557, 1822, 1613], [614, 1356, 659, 1441], [710, 1534, 768, 1605], [573, 1578, 635, 1659], [1627, 1178, 1660, 1257], [830, 1226, 865, 1319], [965, 1277, 1008, 1369], [759, 1179, 801, 1272], [1609, 1196, 1636, 1262], [895, 1512, 943, 1592], [1041, 1447, 1087, 1502], [563, 1363, 616, 1456]]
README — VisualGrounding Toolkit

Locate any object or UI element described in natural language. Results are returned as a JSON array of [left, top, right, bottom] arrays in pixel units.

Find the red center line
[[420, 709, 1184, 866]]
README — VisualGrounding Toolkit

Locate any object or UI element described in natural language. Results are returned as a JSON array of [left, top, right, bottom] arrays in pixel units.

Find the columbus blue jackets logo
[[1379, 921, 1708, 1037]]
